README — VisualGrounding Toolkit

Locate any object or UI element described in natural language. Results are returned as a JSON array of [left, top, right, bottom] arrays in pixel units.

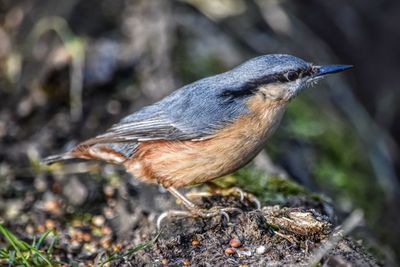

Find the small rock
[[229, 238, 241, 248], [45, 219, 56, 230], [44, 199, 62, 214], [225, 247, 236, 255], [36, 224, 46, 233], [5, 200, 23, 219], [92, 215, 105, 227], [83, 243, 97, 254], [256, 245, 266, 255], [101, 226, 112, 235], [25, 224, 34, 235], [100, 237, 112, 249], [191, 239, 200, 246], [82, 232, 92, 242], [237, 247, 251, 257]]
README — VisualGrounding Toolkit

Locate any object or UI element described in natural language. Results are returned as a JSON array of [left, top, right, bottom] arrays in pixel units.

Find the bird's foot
[[190, 205, 242, 218], [156, 206, 241, 230], [186, 186, 261, 209]]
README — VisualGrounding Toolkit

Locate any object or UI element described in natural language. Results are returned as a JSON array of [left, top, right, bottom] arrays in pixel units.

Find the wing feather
[[81, 111, 202, 146]]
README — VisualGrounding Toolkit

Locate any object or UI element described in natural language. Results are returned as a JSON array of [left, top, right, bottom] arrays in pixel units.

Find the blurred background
[[0, 0, 399, 265]]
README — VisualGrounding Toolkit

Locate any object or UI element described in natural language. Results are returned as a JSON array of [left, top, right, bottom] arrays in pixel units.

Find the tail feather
[[42, 153, 74, 165]]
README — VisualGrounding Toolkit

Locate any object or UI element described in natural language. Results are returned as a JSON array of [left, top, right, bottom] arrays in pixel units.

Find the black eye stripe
[[284, 66, 316, 81], [258, 66, 317, 84], [219, 65, 317, 100]]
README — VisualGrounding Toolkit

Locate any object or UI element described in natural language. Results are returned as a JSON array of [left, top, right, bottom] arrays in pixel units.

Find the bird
[[43, 54, 352, 223]]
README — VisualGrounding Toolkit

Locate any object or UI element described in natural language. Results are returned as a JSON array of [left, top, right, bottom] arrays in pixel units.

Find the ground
[[0, 165, 379, 266]]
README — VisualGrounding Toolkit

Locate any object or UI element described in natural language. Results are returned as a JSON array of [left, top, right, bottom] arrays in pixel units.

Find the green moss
[[214, 166, 323, 205]]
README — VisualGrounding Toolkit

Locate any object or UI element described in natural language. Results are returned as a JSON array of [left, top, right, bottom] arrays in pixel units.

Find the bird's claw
[[192, 206, 242, 219], [186, 187, 261, 209], [219, 187, 261, 209], [227, 188, 261, 209]]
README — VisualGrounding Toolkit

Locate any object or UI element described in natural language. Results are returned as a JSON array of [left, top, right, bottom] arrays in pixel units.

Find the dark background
[[0, 0, 399, 265]]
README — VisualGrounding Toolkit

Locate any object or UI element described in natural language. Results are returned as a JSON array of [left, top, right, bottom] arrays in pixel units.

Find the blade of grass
[[0, 224, 30, 266], [8, 250, 15, 266], [0, 248, 8, 257], [46, 235, 58, 256], [98, 231, 161, 266], [25, 246, 53, 266], [35, 230, 52, 250], [0, 224, 54, 266]]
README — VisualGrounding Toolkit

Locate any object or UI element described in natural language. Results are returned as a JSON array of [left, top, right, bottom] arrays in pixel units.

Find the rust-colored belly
[[125, 101, 286, 188]]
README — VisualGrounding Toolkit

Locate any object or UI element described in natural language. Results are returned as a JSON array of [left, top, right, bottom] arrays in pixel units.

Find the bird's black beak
[[314, 65, 353, 77]]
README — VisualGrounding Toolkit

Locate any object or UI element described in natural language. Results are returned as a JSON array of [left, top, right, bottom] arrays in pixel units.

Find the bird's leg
[[156, 187, 241, 229], [167, 187, 197, 210], [185, 182, 261, 209]]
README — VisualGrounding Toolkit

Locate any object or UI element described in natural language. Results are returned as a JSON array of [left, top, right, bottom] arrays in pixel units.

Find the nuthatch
[[44, 54, 352, 222]]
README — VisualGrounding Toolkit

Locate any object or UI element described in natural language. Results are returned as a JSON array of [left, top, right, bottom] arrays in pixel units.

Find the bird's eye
[[286, 71, 298, 81]]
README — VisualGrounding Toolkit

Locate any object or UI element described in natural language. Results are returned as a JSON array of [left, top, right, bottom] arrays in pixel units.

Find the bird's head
[[224, 54, 353, 103]]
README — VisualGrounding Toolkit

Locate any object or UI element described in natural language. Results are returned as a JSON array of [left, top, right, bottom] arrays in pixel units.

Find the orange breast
[[125, 94, 287, 188]]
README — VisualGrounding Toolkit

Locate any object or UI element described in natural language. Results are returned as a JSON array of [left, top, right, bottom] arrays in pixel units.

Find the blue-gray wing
[[82, 73, 250, 146], [85, 109, 203, 145], [75, 73, 252, 159]]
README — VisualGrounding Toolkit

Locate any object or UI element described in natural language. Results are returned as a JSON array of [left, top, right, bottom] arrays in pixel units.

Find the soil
[[0, 165, 379, 266], [115, 194, 378, 267]]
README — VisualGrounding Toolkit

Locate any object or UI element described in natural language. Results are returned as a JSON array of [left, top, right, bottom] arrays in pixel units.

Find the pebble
[[101, 226, 112, 236], [44, 199, 61, 214], [92, 215, 105, 227], [36, 224, 45, 233], [237, 247, 251, 257], [45, 219, 56, 230], [82, 232, 92, 242], [191, 239, 200, 246], [229, 238, 241, 248], [25, 224, 34, 235], [256, 245, 266, 255], [225, 247, 236, 255], [100, 237, 112, 249], [83, 243, 97, 254]]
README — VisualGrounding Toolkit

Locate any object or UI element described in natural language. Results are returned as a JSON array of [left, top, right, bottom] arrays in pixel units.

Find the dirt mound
[[118, 195, 377, 267]]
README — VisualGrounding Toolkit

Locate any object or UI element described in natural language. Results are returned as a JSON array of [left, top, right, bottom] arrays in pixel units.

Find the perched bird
[[43, 54, 352, 221]]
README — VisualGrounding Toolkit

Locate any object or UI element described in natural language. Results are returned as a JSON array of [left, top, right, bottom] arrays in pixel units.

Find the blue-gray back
[[90, 54, 309, 152]]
